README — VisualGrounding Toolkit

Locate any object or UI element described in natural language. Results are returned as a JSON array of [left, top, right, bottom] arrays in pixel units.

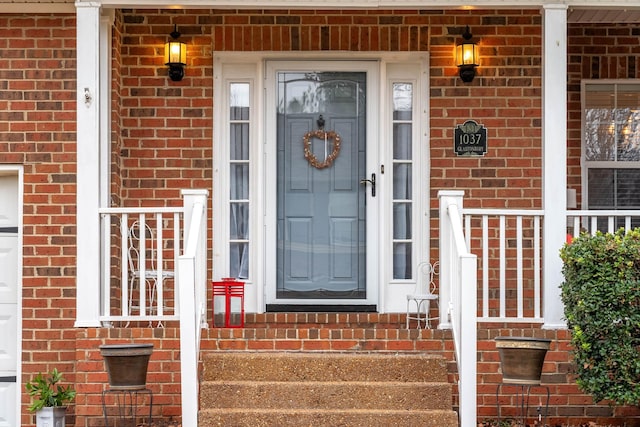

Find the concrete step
[[199, 351, 458, 427], [200, 380, 452, 410], [202, 351, 449, 383], [199, 408, 459, 427]]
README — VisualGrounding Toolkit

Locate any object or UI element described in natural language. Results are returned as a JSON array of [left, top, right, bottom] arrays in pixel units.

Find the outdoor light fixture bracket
[[456, 26, 478, 83], [164, 25, 186, 82]]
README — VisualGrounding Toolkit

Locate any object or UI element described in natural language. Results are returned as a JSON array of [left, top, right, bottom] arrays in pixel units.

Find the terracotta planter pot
[[99, 343, 153, 390], [495, 336, 550, 385]]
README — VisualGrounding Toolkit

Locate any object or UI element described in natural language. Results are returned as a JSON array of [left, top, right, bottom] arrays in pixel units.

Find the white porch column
[[542, 4, 568, 329], [75, 2, 102, 327]]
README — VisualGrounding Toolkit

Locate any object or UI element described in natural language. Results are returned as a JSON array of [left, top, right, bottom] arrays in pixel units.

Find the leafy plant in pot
[[25, 368, 76, 427], [560, 228, 640, 406]]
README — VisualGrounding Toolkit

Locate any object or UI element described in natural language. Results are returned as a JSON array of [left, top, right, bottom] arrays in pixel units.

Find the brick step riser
[[200, 381, 452, 410], [237, 313, 435, 330]]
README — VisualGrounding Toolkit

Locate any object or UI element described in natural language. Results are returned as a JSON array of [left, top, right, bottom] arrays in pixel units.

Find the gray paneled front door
[[277, 71, 366, 300]]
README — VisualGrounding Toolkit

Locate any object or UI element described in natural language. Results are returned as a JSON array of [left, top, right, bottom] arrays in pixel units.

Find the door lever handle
[[359, 173, 376, 197]]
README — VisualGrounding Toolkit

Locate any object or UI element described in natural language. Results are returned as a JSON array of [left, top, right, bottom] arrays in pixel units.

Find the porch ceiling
[[568, 7, 640, 23]]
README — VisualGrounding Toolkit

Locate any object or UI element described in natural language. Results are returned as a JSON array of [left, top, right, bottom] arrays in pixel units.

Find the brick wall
[[478, 327, 640, 425], [567, 23, 640, 207], [119, 9, 212, 207], [4, 7, 640, 427], [74, 328, 183, 427], [0, 13, 79, 426], [73, 324, 640, 426], [116, 8, 543, 210], [89, 9, 640, 425], [117, 8, 545, 296]]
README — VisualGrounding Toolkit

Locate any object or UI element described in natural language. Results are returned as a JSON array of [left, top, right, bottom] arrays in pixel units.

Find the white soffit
[[1, 0, 640, 23], [0, 0, 74, 12]]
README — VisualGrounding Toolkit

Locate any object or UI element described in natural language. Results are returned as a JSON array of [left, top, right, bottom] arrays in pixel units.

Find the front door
[[273, 68, 374, 307], [0, 172, 19, 427], [216, 55, 427, 313]]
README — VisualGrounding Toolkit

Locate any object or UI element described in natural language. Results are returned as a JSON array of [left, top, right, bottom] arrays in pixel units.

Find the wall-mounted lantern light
[[455, 25, 478, 83], [164, 25, 186, 81]]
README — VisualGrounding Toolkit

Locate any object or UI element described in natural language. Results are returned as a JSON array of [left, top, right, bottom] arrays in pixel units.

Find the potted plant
[[25, 368, 76, 427], [560, 228, 640, 406]]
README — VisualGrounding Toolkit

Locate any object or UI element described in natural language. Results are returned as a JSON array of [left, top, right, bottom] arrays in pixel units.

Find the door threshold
[[266, 304, 377, 313]]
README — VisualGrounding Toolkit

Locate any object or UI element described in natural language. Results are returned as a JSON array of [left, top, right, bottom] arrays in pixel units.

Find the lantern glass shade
[[164, 40, 186, 65], [456, 42, 478, 67]]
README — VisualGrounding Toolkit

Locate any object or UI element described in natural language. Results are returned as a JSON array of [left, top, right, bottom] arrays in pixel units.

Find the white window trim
[[212, 60, 263, 311], [581, 79, 640, 210]]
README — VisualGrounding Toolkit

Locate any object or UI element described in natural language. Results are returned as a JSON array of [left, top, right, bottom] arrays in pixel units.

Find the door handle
[[359, 173, 376, 197]]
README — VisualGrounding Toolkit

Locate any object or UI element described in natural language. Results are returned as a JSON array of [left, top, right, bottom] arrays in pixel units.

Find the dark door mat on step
[[266, 304, 377, 313]]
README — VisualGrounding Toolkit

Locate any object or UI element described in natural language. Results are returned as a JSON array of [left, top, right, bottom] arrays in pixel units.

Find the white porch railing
[[98, 190, 208, 427], [439, 190, 640, 426], [99, 207, 183, 324], [462, 208, 545, 323], [178, 189, 209, 427], [438, 191, 477, 427], [567, 210, 640, 235], [456, 208, 640, 325]]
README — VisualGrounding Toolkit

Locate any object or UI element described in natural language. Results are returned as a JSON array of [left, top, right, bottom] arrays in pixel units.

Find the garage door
[[0, 173, 19, 427]]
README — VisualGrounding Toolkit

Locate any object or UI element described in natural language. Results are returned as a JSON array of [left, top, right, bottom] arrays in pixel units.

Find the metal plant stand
[[102, 388, 153, 427], [495, 336, 552, 427], [496, 383, 549, 427]]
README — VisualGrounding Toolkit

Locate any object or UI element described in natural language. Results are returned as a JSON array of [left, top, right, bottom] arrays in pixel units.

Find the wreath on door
[[303, 115, 342, 169]]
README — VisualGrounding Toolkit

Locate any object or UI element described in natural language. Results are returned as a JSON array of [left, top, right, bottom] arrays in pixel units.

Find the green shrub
[[25, 368, 76, 412], [560, 228, 640, 405]]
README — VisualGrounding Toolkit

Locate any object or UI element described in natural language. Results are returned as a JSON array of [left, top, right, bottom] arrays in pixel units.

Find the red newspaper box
[[212, 278, 245, 328]]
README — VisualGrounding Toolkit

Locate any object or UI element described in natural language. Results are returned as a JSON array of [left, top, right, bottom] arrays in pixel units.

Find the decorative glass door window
[[275, 71, 367, 300]]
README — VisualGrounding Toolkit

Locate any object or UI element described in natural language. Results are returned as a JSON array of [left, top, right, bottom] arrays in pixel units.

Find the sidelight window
[[391, 82, 414, 280], [229, 83, 250, 279]]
